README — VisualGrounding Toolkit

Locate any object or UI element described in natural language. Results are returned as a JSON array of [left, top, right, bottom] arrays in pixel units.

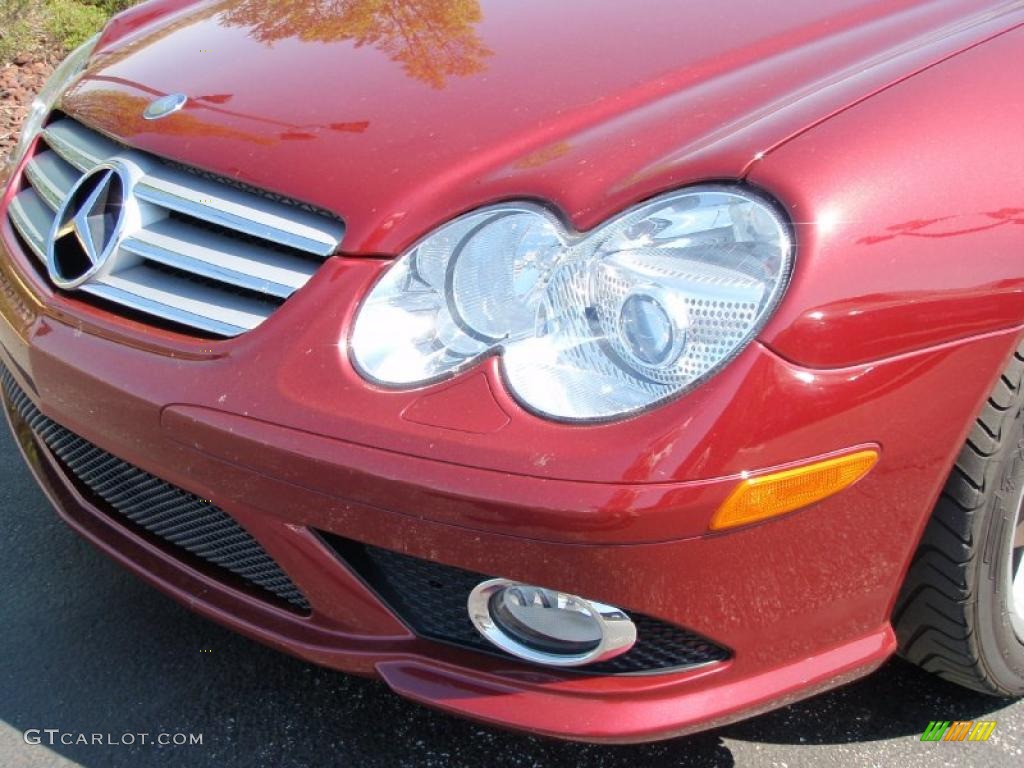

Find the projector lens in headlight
[[351, 185, 793, 421], [617, 287, 689, 368]]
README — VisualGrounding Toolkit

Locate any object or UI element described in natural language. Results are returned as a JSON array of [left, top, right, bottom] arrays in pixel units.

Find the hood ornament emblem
[[143, 93, 188, 120]]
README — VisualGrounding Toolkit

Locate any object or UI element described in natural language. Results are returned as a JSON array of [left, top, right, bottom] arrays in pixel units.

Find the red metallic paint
[[65, 0, 1023, 254], [755, 26, 1024, 367], [1, 0, 1023, 743]]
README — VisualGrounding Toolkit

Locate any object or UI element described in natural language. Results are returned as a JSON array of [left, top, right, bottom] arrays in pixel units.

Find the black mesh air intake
[[323, 534, 729, 675], [1, 367, 309, 611]]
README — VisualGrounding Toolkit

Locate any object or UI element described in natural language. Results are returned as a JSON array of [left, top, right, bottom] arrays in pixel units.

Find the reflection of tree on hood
[[68, 90, 274, 145], [217, 0, 492, 89]]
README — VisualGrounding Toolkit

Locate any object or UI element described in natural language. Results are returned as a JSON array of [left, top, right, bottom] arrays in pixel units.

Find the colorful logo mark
[[921, 721, 996, 742]]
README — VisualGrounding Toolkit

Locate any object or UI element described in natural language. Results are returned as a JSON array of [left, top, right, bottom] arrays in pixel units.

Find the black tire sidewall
[[976, 398, 1024, 692]]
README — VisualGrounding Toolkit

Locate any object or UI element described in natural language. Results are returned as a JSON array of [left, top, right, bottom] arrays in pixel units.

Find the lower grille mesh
[[324, 534, 730, 675], [1, 367, 309, 611]]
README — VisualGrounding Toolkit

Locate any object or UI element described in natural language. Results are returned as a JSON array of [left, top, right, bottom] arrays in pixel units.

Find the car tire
[[894, 341, 1024, 695]]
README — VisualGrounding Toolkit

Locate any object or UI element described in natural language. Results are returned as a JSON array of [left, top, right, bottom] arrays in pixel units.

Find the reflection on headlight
[[351, 185, 793, 421]]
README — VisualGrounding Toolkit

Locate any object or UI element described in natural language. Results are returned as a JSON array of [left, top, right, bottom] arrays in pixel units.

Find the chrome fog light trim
[[467, 579, 637, 667]]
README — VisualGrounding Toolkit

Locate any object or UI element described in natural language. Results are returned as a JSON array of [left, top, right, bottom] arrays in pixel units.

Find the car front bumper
[[1, 213, 1019, 742]]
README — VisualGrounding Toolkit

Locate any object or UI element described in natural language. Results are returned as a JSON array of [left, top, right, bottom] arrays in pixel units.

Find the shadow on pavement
[[721, 655, 1016, 746]]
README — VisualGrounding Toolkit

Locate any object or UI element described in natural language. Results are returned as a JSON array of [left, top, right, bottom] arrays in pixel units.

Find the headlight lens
[[5, 34, 99, 172], [351, 185, 792, 421]]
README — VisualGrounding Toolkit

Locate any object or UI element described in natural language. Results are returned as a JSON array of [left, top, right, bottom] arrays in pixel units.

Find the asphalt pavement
[[1, 421, 1022, 767]]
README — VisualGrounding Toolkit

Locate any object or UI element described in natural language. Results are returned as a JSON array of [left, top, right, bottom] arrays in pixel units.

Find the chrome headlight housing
[[351, 185, 793, 421], [5, 34, 99, 173]]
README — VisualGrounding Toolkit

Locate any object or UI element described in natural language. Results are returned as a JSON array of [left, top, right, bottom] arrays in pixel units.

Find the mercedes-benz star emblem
[[143, 93, 188, 120], [47, 164, 128, 290]]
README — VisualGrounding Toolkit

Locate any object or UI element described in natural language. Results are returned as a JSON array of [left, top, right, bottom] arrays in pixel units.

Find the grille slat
[[324, 535, 730, 675], [82, 264, 276, 336], [1, 368, 310, 611], [24, 150, 79, 210], [122, 218, 316, 298], [7, 187, 53, 262], [5, 116, 344, 337], [134, 165, 341, 256], [42, 118, 118, 170]]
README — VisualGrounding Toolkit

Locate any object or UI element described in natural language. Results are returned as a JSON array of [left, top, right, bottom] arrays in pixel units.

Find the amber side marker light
[[710, 449, 880, 532]]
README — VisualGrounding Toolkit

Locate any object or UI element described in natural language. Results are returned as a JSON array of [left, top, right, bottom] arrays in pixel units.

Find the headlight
[[351, 185, 793, 421], [5, 34, 99, 172]]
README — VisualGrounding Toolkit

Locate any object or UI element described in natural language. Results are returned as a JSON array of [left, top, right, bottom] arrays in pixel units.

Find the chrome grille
[[7, 117, 344, 336]]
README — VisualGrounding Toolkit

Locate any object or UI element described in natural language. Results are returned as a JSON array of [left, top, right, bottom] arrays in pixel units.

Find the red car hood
[[63, 0, 1015, 254]]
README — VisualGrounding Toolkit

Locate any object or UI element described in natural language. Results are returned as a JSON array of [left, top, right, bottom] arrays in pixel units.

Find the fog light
[[467, 579, 637, 667]]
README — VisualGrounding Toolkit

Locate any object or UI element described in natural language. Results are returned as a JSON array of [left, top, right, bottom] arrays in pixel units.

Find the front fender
[[751, 25, 1024, 369]]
